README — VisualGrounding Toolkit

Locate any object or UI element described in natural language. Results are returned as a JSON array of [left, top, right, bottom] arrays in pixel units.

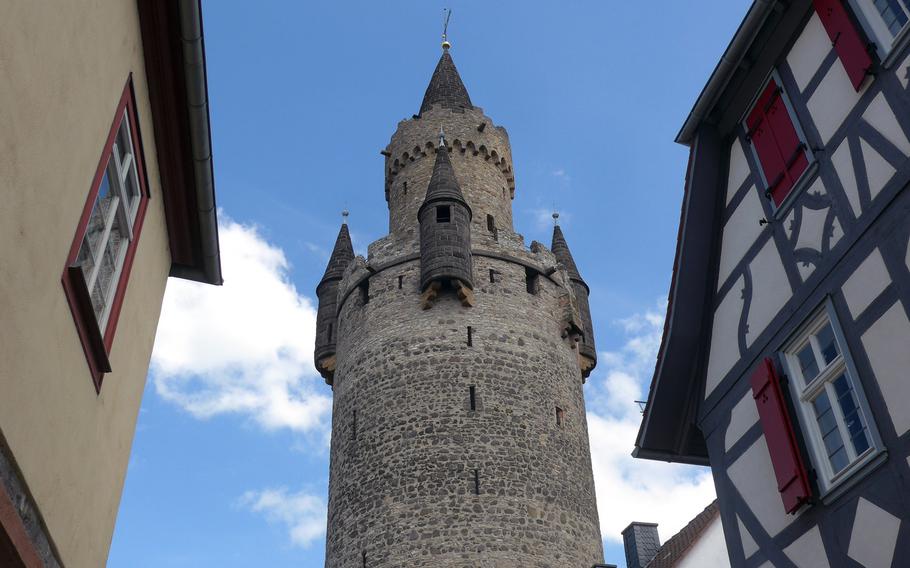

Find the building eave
[[675, 0, 778, 146], [137, 0, 222, 285]]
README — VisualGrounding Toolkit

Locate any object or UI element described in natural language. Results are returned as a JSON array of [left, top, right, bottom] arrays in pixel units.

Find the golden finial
[[441, 9, 452, 50]]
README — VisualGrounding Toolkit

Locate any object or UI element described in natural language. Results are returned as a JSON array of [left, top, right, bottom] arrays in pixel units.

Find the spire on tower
[[320, 221, 355, 284], [420, 139, 470, 214], [419, 44, 473, 115], [551, 224, 584, 285]]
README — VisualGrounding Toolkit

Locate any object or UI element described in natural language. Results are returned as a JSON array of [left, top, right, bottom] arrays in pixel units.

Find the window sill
[[819, 449, 888, 506], [881, 25, 910, 69], [61, 266, 111, 392], [771, 160, 820, 220]]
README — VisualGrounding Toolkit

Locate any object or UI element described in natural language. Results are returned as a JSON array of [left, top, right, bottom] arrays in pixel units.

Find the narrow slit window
[[556, 406, 564, 426], [360, 280, 369, 305], [469, 385, 476, 411], [402, 181, 408, 195], [525, 267, 539, 295], [351, 409, 357, 440], [467, 326, 473, 347], [362, 552, 366, 568], [486, 214, 495, 232], [327, 322, 333, 341], [473, 469, 480, 495], [489, 269, 496, 283], [398, 275, 403, 289], [436, 205, 451, 223]]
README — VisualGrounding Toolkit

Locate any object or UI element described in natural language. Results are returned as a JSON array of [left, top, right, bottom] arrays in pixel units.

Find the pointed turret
[[419, 47, 473, 115], [552, 223, 597, 378], [315, 218, 354, 383], [418, 133, 474, 306]]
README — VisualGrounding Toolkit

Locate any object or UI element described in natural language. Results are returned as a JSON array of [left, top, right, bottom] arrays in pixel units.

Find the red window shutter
[[813, 0, 873, 91], [746, 80, 809, 206], [750, 357, 812, 514]]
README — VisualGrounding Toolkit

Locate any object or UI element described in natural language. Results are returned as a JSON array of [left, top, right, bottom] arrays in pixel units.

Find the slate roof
[[551, 225, 584, 284], [419, 144, 470, 215], [320, 222, 354, 284], [420, 49, 473, 115], [645, 500, 720, 568]]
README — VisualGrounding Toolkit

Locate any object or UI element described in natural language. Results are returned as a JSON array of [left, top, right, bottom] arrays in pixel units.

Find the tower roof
[[551, 225, 585, 284], [419, 49, 473, 115], [419, 143, 471, 216], [320, 222, 354, 284]]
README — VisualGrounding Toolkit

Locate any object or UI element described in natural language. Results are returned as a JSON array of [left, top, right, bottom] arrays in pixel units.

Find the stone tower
[[317, 41, 604, 567]]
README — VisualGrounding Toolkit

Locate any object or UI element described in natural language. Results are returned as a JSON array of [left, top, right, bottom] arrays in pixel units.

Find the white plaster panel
[[830, 216, 843, 249], [706, 275, 745, 398], [841, 248, 890, 319], [848, 498, 900, 568], [677, 515, 730, 568], [738, 515, 759, 559], [832, 140, 861, 217], [795, 204, 829, 254], [746, 239, 792, 347], [787, 14, 833, 92], [725, 392, 759, 451], [784, 207, 797, 240], [862, 301, 910, 436], [807, 58, 867, 143], [727, 138, 751, 205], [797, 260, 817, 281], [784, 526, 829, 568], [727, 436, 793, 537], [718, 187, 764, 287], [860, 138, 896, 200], [863, 92, 910, 156]]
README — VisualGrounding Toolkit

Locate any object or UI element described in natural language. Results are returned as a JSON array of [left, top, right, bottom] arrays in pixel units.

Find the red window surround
[[61, 77, 151, 392], [813, 0, 874, 91], [746, 79, 810, 207], [750, 357, 813, 514]]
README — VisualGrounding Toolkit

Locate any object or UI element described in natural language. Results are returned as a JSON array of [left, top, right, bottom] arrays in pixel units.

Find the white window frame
[[848, 0, 910, 63], [779, 299, 884, 496], [77, 111, 142, 332]]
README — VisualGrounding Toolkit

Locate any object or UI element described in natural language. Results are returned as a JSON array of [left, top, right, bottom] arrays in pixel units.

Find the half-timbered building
[[636, 0, 910, 566]]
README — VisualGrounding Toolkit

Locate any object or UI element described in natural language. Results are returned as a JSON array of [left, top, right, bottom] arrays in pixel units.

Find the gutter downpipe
[[177, 0, 223, 285], [675, 0, 777, 146]]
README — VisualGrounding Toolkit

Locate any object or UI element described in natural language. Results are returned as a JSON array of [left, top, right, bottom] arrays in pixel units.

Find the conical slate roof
[[551, 225, 584, 284], [419, 49, 473, 115], [419, 144, 471, 216], [320, 222, 354, 284]]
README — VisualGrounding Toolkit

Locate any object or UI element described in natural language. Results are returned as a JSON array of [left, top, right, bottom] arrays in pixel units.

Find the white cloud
[[586, 301, 716, 544], [151, 217, 332, 433], [239, 487, 326, 548]]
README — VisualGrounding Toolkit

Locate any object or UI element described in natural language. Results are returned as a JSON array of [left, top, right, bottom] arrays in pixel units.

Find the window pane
[[91, 213, 127, 325], [833, 374, 871, 457], [823, 427, 844, 456], [798, 343, 819, 381], [873, 0, 909, 36], [829, 446, 849, 473], [816, 323, 839, 365], [123, 168, 140, 218], [115, 121, 132, 166]]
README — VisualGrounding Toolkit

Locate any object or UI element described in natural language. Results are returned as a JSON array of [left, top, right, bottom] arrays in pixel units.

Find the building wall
[[697, 3, 910, 566], [324, 103, 603, 567], [0, 1, 171, 566], [676, 515, 730, 568]]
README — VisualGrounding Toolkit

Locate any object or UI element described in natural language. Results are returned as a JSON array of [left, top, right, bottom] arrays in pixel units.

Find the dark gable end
[[137, 0, 222, 285], [635, 0, 814, 464]]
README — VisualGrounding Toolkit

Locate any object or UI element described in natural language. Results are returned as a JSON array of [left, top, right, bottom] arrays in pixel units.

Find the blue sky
[[108, 2, 751, 566]]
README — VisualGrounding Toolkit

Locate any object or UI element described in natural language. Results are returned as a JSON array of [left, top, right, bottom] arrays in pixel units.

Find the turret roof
[[320, 222, 354, 284], [551, 225, 585, 285], [420, 49, 473, 115], [420, 144, 471, 217]]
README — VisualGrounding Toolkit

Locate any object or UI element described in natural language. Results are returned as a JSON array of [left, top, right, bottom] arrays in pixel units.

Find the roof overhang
[[675, 0, 779, 146], [137, 0, 222, 285]]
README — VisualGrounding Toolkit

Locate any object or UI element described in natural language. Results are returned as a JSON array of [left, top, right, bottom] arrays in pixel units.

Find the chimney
[[622, 522, 661, 568]]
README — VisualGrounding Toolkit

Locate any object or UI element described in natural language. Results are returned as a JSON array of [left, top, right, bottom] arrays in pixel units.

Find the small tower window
[[488, 269, 497, 283], [351, 409, 357, 440], [436, 205, 451, 223], [327, 322, 333, 341], [556, 406, 565, 427], [469, 385, 476, 411], [467, 326, 473, 347], [486, 214, 495, 232], [360, 280, 369, 305], [362, 551, 367, 568], [398, 275, 404, 289], [525, 267, 539, 295], [402, 181, 408, 195], [473, 469, 480, 495]]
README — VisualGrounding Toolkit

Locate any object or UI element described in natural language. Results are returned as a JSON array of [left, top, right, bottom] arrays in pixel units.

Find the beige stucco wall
[[0, 1, 171, 566]]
